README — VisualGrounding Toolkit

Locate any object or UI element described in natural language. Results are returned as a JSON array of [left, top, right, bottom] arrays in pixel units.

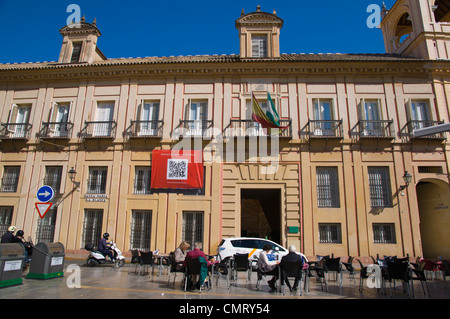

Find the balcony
[[307, 120, 343, 139], [0, 123, 32, 140], [37, 122, 74, 140], [224, 119, 292, 138], [407, 120, 446, 140], [126, 120, 163, 139], [175, 120, 213, 139], [357, 120, 395, 139], [79, 121, 117, 140]]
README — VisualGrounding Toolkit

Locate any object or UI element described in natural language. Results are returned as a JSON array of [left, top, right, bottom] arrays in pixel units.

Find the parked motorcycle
[[84, 241, 126, 267]]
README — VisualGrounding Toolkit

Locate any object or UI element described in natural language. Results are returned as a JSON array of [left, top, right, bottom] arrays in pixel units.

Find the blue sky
[[0, 0, 397, 63]]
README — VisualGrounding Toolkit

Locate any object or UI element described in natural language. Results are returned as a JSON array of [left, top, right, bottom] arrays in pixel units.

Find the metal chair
[[167, 252, 185, 286], [307, 259, 328, 292], [231, 253, 252, 283], [441, 259, 450, 289], [138, 251, 153, 276], [325, 257, 343, 286], [184, 257, 210, 292], [256, 266, 280, 291], [356, 259, 370, 292], [279, 260, 303, 296], [386, 261, 413, 298], [212, 256, 231, 289], [342, 256, 356, 282], [411, 260, 431, 297], [128, 249, 141, 274]]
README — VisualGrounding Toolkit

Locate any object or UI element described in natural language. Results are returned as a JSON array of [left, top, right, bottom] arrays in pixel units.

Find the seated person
[[98, 233, 115, 262], [258, 244, 280, 292], [279, 245, 304, 291]]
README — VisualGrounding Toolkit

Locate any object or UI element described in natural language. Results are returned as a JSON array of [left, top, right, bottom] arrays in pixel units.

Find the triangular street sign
[[35, 202, 53, 219]]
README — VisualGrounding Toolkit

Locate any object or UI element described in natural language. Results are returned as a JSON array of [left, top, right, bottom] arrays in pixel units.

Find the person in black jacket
[[280, 245, 304, 292], [1, 226, 16, 243]]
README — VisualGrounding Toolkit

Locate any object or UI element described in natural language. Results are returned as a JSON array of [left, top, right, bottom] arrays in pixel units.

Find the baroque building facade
[[0, 0, 449, 260]]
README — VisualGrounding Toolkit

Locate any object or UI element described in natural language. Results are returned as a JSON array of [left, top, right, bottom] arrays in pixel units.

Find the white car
[[216, 237, 291, 269]]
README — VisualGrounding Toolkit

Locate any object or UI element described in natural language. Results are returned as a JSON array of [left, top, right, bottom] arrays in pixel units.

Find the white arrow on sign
[[38, 190, 51, 198]]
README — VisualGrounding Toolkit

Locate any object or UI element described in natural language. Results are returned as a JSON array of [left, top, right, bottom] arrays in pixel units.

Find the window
[[94, 102, 114, 137], [82, 209, 103, 247], [316, 167, 340, 208], [70, 42, 83, 63], [373, 223, 396, 244], [0, 206, 13, 235], [1, 166, 20, 192], [360, 99, 384, 136], [410, 100, 432, 129], [319, 223, 342, 244], [44, 166, 63, 193], [87, 167, 107, 194], [182, 211, 204, 247], [252, 35, 268, 58], [368, 167, 392, 207], [134, 166, 152, 195], [8, 104, 31, 138], [48, 102, 71, 137], [130, 210, 152, 251], [138, 101, 160, 136], [312, 99, 336, 136], [184, 101, 208, 136], [36, 207, 57, 243]]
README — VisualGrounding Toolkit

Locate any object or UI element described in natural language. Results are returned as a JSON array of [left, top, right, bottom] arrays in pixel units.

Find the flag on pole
[[251, 92, 288, 129]]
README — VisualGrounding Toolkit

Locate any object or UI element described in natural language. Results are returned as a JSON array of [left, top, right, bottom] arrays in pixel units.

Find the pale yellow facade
[[0, 1, 449, 260]]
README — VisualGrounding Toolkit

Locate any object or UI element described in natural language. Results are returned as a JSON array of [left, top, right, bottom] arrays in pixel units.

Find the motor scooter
[[85, 241, 126, 267]]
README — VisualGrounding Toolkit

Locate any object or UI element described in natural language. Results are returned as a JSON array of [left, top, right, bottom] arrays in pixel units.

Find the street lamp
[[400, 171, 412, 190], [68, 167, 80, 187]]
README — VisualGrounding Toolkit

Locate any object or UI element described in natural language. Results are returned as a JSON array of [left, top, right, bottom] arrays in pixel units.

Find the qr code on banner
[[167, 159, 188, 180]]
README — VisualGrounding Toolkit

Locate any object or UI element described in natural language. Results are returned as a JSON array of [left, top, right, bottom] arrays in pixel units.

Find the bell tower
[[235, 5, 284, 58], [380, 0, 450, 59], [58, 16, 106, 64]]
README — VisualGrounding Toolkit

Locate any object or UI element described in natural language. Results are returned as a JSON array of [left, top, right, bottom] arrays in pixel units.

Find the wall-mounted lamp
[[400, 171, 412, 190], [68, 167, 80, 188]]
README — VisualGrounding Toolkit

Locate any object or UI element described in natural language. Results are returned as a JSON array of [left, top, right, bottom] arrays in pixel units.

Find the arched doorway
[[416, 179, 450, 258]]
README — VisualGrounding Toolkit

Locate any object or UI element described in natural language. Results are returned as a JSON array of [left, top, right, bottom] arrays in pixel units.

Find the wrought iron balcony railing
[[224, 119, 292, 138], [37, 121, 74, 139], [126, 120, 163, 139], [407, 120, 446, 140], [79, 121, 117, 139], [0, 123, 32, 140], [308, 120, 343, 139], [175, 120, 213, 139], [358, 120, 395, 139]]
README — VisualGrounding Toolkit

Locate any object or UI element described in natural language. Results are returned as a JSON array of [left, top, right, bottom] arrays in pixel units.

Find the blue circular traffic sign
[[37, 185, 55, 203]]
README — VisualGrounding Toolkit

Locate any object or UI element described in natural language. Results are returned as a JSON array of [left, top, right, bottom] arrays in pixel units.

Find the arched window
[[395, 13, 413, 45], [433, 0, 450, 23]]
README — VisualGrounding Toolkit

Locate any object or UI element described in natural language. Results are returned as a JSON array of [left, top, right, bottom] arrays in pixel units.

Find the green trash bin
[[27, 242, 65, 280], [0, 243, 25, 288]]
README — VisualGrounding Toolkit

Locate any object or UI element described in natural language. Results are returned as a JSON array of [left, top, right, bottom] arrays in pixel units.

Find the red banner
[[151, 150, 204, 189]]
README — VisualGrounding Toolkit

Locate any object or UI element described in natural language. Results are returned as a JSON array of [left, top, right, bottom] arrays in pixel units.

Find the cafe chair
[[442, 259, 450, 289], [411, 260, 431, 297], [128, 249, 141, 274], [138, 251, 154, 277], [307, 259, 328, 292], [231, 253, 252, 283], [167, 252, 185, 287], [184, 257, 210, 293], [342, 256, 356, 283], [279, 260, 303, 296], [386, 261, 413, 298], [325, 257, 343, 286], [212, 256, 231, 289], [356, 259, 369, 293], [256, 266, 280, 292]]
